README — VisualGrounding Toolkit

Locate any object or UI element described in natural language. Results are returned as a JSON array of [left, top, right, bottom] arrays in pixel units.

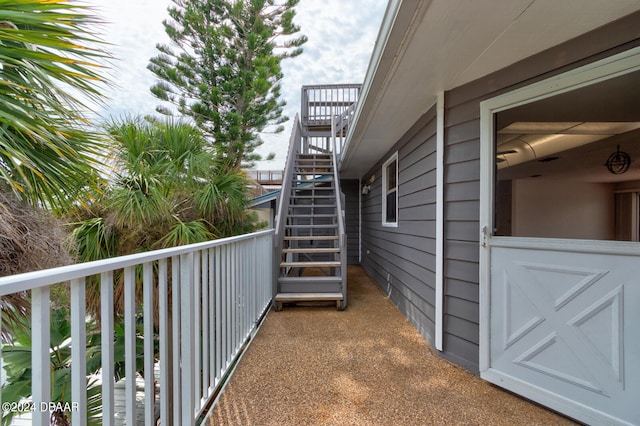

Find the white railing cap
[[0, 229, 274, 296]]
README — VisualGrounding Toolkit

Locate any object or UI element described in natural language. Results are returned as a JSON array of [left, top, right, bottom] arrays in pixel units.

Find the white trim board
[[435, 91, 445, 351], [381, 151, 399, 227]]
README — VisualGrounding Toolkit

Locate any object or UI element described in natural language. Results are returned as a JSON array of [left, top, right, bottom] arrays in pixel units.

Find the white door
[[478, 47, 640, 426], [483, 239, 639, 425]]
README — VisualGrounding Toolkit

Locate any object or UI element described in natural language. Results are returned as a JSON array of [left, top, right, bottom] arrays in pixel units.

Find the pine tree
[[148, 0, 307, 169]]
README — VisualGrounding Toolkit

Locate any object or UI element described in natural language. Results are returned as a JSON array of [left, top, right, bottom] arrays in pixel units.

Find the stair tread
[[291, 195, 335, 198], [275, 292, 343, 302], [290, 205, 337, 208], [278, 276, 342, 283], [289, 214, 337, 217], [282, 248, 340, 253], [293, 179, 334, 183], [284, 236, 339, 240], [291, 193, 335, 196], [286, 224, 337, 228], [280, 261, 341, 267]]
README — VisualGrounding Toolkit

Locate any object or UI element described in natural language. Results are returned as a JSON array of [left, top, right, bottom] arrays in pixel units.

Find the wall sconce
[[361, 184, 371, 195], [605, 145, 631, 174]]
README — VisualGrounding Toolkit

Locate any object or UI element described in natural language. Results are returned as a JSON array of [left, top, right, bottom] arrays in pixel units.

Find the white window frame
[[382, 151, 399, 227]]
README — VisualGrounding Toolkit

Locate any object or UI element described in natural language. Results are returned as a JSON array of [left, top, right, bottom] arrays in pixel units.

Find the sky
[[88, 0, 388, 169]]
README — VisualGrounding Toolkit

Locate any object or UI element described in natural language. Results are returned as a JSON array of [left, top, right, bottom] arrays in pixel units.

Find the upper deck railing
[[300, 84, 361, 158], [0, 230, 273, 426], [301, 84, 361, 130]]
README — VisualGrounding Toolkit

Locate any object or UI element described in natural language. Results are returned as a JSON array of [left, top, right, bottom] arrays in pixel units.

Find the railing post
[[180, 252, 195, 424], [143, 262, 154, 426], [31, 287, 50, 426], [252, 236, 258, 336], [201, 250, 209, 401], [70, 278, 87, 426], [158, 259, 170, 425], [100, 271, 115, 425], [208, 249, 216, 389], [331, 114, 348, 310], [124, 266, 137, 426], [215, 247, 222, 385], [171, 256, 182, 425], [193, 252, 201, 407]]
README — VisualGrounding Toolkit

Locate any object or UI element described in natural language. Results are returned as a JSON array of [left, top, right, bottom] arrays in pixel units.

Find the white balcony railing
[[0, 229, 274, 426]]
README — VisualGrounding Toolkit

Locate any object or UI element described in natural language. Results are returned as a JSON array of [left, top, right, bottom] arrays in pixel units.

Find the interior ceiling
[[496, 70, 640, 183], [340, 0, 640, 179]]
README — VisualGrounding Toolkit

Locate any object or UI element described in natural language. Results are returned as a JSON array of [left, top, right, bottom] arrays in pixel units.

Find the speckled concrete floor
[[206, 265, 577, 426]]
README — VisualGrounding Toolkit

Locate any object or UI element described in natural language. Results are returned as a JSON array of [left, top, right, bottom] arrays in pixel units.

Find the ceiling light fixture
[[605, 145, 631, 174]]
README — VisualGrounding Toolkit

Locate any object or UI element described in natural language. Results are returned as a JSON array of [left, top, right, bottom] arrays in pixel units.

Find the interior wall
[[512, 180, 615, 239]]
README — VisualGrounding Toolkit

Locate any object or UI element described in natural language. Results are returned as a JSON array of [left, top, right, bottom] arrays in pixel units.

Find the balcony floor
[[206, 265, 576, 425]]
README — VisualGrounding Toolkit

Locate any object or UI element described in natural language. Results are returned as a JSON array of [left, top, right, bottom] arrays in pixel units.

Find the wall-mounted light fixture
[[605, 145, 631, 174], [362, 184, 371, 195]]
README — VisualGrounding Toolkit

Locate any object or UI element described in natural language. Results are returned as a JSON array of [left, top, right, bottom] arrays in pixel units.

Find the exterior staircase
[[274, 153, 345, 310], [272, 84, 361, 311]]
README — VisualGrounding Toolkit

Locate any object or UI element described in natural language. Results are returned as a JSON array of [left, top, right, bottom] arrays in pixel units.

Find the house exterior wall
[[340, 179, 360, 264], [360, 108, 439, 345], [354, 10, 640, 373]]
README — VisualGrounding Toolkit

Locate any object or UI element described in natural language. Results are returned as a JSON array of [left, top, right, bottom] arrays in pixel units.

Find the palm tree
[[0, 0, 109, 215], [69, 117, 263, 318], [0, 0, 109, 320], [0, 3, 110, 424]]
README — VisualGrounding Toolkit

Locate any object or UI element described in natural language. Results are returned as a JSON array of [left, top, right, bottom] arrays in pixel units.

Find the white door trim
[[479, 45, 640, 372]]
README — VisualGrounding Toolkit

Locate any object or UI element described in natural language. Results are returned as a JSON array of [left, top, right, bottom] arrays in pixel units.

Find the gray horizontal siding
[[440, 11, 640, 372], [341, 179, 360, 264], [351, 10, 640, 375], [360, 107, 438, 346], [440, 90, 484, 371]]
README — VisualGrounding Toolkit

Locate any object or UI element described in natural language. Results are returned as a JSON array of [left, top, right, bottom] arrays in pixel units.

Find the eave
[[340, 0, 640, 179]]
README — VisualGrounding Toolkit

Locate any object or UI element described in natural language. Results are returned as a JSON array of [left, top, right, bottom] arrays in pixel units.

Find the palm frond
[[68, 217, 117, 263], [156, 218, 215, 248], [0, 0, 111, 214]]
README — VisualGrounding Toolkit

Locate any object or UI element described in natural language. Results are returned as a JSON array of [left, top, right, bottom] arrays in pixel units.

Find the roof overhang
[[340, 0, 640, 179]]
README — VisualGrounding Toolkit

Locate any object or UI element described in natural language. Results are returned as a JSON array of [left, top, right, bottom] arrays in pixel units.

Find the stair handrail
[[331, 107, 348, 308], [273, 114, 302, 295], [333, 101, 358, 157]]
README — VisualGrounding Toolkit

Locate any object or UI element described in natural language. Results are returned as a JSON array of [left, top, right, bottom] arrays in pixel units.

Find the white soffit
[[341, 0, 640, 179]]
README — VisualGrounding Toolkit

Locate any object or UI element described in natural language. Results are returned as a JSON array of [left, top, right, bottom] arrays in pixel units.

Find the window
[[382, 152, 398, 226], [491, 69, 640, 241]]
